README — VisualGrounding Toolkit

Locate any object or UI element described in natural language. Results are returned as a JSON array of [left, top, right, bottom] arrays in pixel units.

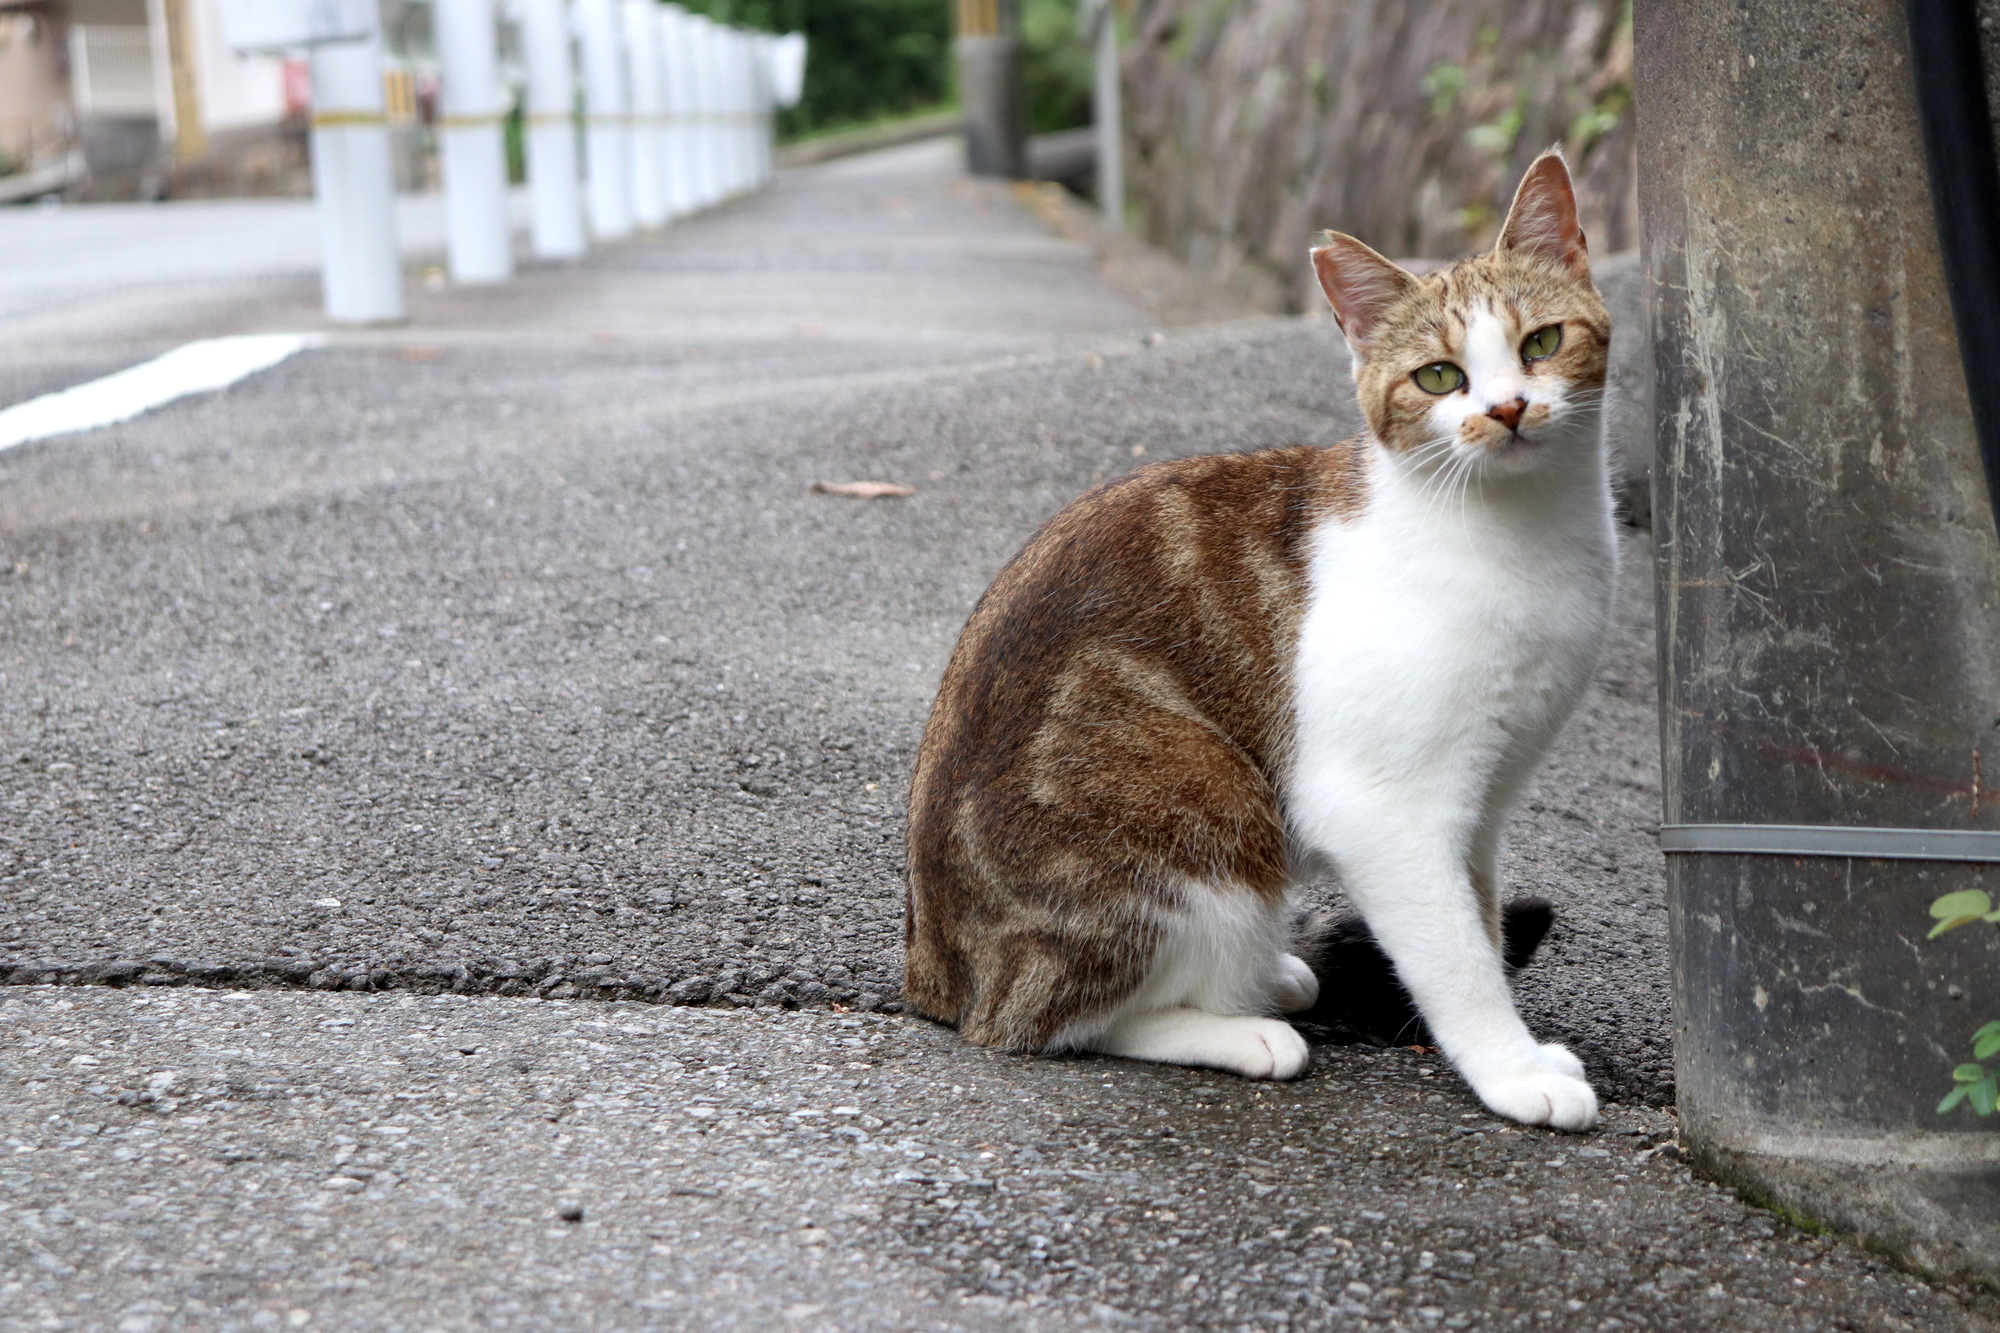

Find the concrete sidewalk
[[6, 986, 1976, 1332], [0, 141, 1993, 1329]]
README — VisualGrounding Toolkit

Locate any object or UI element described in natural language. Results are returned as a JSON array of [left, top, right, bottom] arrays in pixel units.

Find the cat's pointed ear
[[1497, 149, 1590, 277], [1310, 233, 1416, 350]]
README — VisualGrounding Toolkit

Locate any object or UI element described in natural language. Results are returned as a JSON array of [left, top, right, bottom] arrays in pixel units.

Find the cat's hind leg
[[1089, 1008, 1309, 1080], [1059, 881, 1313, 1080], [1269, 952, 1320, 1013]]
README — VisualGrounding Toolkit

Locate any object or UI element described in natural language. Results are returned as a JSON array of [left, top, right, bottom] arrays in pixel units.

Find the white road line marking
[[0, 333, 320, 453]]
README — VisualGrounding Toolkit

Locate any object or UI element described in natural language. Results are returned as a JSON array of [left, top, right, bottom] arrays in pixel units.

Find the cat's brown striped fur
[[905, 440, 1369, 1049]]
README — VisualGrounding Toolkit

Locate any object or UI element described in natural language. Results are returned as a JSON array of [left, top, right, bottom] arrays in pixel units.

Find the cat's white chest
[[1285, 485, 1615, 839]]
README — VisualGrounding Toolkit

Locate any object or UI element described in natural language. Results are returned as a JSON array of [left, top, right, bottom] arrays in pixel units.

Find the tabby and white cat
[[905, 151, 1614, 1130]]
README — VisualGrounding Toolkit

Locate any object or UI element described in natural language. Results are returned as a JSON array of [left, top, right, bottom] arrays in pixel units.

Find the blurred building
[[0, 3, 82, 199], [0, 0, 312, 201]]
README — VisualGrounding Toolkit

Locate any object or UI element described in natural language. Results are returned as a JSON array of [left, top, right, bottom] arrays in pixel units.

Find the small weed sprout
[[1927, 889, 2000, 1116]]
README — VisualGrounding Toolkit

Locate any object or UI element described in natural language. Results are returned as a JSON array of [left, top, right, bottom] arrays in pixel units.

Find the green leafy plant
[[1020, 0, 1094, 135], [1928, 889, 2000, 1116], [1465, 90, 1526, 158], [1940, 1023, 2000, 1115], [1419, 63, 1465, 122], [675, 0, 953, 140], [1928, 888, 2000, 938]]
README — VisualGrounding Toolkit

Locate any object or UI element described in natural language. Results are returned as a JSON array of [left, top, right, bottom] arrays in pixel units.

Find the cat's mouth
[[1468, 430, 1553, 475], [1464, 424, 1537, 455]]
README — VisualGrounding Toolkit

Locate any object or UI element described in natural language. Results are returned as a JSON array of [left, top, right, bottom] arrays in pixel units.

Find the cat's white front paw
[[1228, 1018, 1312, 1080], [1472, 1058, 1598, 1131], [1269, 953, 1320, 1014], [1534, 1041, 1586, 1082]]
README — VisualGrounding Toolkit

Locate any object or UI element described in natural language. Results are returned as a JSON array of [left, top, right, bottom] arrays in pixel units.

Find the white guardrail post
[[217, 0, 403, 323], [226, 0, 795, 308], [308, 30, 405, 320], [520, 0, 587, 259], [576, 0, 633, 238], [623, 0, 668, 227], [658, 5, 694, 218], [691, 14, 720, 208], [435, 0, 515, 282]]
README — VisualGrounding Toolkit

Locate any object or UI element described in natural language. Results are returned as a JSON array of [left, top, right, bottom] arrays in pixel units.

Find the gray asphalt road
[[1, 140, 1990, 1329]]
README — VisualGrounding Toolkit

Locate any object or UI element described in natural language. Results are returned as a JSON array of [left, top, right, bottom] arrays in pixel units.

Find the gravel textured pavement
[[6, 987, 1989, 1333], [1, 139, 1992, 1329]]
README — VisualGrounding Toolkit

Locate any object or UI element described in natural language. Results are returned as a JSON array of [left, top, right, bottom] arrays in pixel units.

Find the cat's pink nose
[[1487, 397, 1527, 432]]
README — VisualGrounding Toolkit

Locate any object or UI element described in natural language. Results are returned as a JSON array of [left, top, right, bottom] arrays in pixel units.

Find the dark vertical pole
[[957, 0, 1026, 178], [1639, 0, 2000, 1283], [1907, 0, 2000, 540]]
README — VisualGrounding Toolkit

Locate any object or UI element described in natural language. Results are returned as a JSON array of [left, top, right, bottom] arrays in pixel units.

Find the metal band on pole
[[1660, 824, 2000, 863]]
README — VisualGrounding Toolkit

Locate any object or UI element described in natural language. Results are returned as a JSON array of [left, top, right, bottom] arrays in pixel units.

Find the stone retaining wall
[[1125, 0, 1637, 310]]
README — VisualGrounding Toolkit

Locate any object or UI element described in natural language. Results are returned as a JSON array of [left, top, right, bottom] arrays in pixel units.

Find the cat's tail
[[1289, 897, 1555, 1045]]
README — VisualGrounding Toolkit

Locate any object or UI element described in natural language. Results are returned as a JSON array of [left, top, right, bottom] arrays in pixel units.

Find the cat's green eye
[[1413, 362, 1466, 394], [1521, 324, 1563, 361]]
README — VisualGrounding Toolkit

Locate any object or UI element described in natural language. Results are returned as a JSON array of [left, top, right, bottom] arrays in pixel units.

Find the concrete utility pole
[[160, 0, 207, 162], [519, 0, 587, 260], [623, 0, 667, 228], [308, 29, 403, 322], [434, 0, 515, 283], [723, 27, 749, 196], [750, 32, 775, 187], [723, 23, 746, 195], [1080, 0, 1121, 227], [1640, 0, 2000, 1283], [956, 0, 1025, 178], [576, 0, 633, 239]]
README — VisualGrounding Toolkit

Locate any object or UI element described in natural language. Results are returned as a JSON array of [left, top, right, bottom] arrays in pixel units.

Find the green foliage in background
[[675, 0, 954, 138], [504, 101, 526, 185], [663, 0, 1094, 141], [1927, 889, 2000, 1116], [1021, 0, 1093, 135]]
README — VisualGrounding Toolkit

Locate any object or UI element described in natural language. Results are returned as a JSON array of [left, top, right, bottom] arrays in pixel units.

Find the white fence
[[217, 0, 805, 323]]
